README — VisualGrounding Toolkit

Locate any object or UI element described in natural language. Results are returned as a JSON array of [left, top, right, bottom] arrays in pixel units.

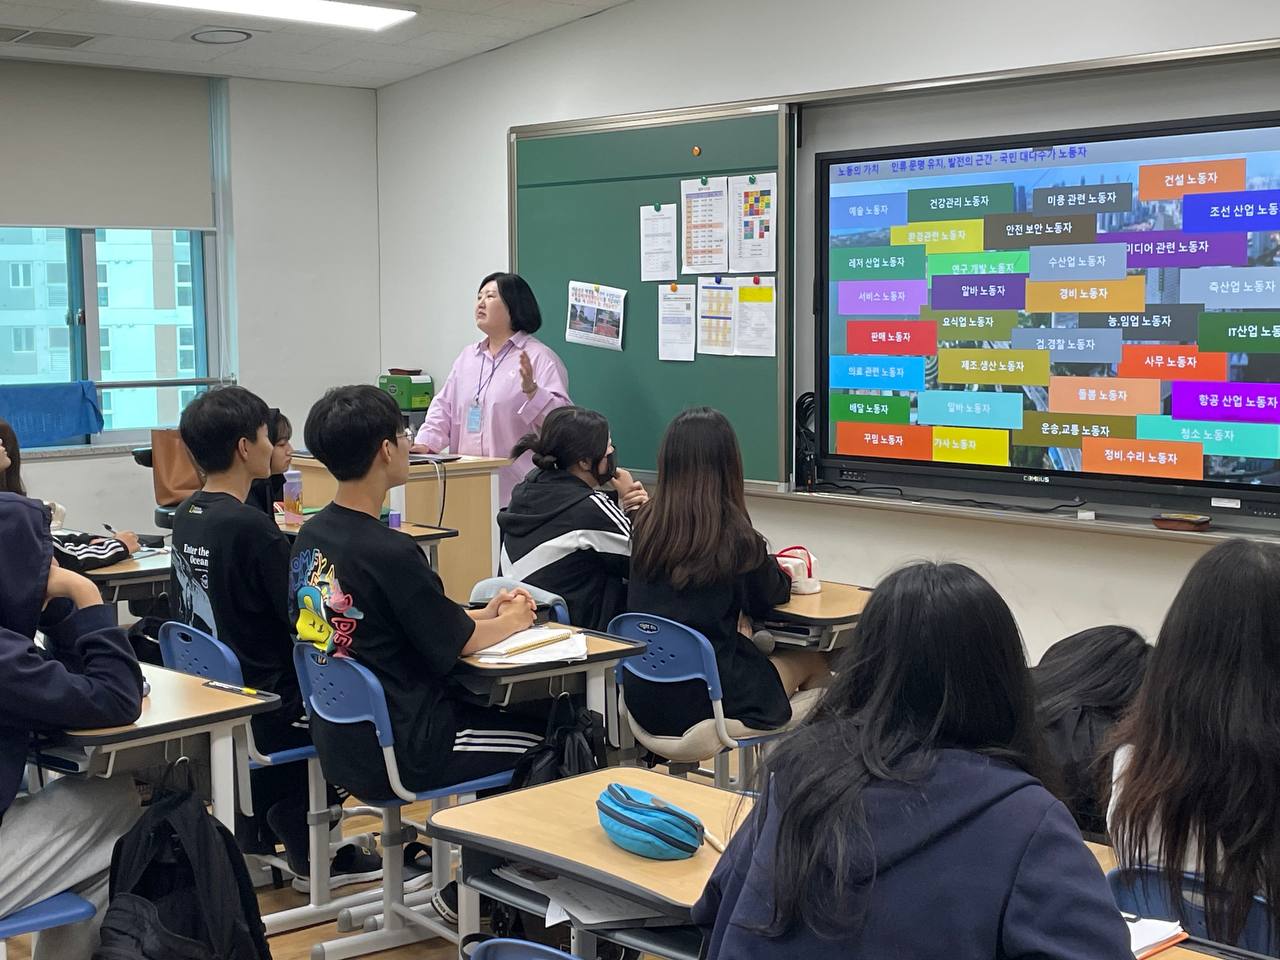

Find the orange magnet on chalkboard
[[692, 146, 702, 157], [753, 275, 761, 284], [669, 283, 678, 292]]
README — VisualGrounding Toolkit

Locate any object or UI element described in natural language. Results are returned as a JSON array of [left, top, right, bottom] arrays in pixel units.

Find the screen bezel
[[815, 108, 1280, 510]]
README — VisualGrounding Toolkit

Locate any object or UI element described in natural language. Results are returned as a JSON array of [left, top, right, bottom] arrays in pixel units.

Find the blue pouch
[[596, 783, 704, 860]]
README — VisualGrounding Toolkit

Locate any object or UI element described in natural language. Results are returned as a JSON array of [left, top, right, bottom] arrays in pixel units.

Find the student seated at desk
[[0, 491, 144, 960], [624, 407, 828, 737], [292, 385, 544, 921], [1033, 625, 1149, 838], [1109, 538, 1280, 948], [173, 386, 380, 886], [0, 417, 141, 573], [695, 561, 1131, 960], [246, 407, 294, 517], [498, 405, 648, 630]]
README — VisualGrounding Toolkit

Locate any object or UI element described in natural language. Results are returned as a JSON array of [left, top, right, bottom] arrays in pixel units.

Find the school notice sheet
[[680, 176, 728, 274], [658, 283, 695, 362], [729, 172, 777, 273], [639, 203, 677, 281], [697, 275, 776, 357], [566, 281, 627, 351]]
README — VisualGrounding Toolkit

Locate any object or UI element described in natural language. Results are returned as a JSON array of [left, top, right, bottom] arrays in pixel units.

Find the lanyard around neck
[[475, 340, 516, 404]]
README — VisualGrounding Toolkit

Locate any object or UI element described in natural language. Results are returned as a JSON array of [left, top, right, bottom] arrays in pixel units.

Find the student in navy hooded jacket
[[0, 491, 144, 960], [497, 406, 648, 630], [694, 561, 1131, 960]]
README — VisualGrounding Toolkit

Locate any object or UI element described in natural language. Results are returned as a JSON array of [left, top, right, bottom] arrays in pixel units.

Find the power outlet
[[839, 469, 866, 482]]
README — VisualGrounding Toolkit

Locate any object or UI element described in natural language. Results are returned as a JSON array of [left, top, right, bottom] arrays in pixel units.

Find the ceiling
[[0, 0, 632, 87]]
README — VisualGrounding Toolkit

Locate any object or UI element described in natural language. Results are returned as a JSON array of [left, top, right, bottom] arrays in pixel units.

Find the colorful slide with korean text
[[825, 122, 1280, 486]]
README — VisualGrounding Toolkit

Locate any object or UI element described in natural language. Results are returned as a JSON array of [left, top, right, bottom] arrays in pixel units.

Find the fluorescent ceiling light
[[110, 0, 416, 31]]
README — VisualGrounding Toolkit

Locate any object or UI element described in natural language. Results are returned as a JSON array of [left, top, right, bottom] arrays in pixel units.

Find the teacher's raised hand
[[519, 350, 537, 397]]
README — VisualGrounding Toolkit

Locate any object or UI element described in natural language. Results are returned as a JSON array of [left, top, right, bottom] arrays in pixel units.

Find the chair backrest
[[1108, 866, 1277, 956], [292, 644, 394, 748], [470, 938, 575, 959], [158, 621, 244, 687], [607, 613, 722, 701], [470, 577, 570, 625]]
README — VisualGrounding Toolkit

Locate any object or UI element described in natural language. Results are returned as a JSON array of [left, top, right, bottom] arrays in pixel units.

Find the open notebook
[[473, 626, 589, 665], [1125, 915, 1188, 959]]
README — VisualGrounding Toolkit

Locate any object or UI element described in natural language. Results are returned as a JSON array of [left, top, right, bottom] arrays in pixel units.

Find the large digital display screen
[[818, 115, 1280, 498]]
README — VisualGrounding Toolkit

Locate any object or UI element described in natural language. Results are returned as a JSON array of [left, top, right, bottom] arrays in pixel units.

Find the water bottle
[[282, 468, 304, 523]]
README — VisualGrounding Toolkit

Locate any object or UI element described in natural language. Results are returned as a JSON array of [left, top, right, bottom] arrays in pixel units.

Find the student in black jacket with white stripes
[[497, 406, 648, 631]]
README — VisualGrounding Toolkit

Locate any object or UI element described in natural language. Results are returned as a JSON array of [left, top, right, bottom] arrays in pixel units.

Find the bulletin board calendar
[[818, 114, 1280, 499]]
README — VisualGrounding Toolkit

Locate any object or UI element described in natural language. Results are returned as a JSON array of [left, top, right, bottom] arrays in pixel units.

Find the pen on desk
[[703, 829, 726, 853], [499, 630, 573, 657]]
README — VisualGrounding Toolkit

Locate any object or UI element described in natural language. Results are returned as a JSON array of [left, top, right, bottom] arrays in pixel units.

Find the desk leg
[[209, 725, 236, 831], [427, 543, 439, 572], [457, 877, 481, 955], [570, 927, 598, 958]]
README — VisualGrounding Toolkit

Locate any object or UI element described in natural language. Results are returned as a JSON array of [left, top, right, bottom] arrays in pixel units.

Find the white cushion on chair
[[630, 687, 824, 764]]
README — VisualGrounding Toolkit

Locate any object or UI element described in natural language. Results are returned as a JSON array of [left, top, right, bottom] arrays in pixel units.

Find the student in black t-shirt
[[291, 385, 543, 922], [246, 408, 294, 517], [173, 386, 379, 887]]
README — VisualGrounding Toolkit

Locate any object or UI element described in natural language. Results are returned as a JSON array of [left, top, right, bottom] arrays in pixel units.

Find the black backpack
[[510, 694, 607, 789], [93, 781, 271, 960]]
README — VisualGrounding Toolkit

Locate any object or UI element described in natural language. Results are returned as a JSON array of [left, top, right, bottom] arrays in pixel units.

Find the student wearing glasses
[[411, 272, 571, 506]]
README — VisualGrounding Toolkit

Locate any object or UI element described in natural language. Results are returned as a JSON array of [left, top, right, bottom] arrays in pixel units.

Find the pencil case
[[596, 783, 704, 860]]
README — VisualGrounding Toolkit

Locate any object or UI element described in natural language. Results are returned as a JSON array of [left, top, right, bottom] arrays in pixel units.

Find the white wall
[[28, 77, 381, 535], [228, 78, 381, 432], [377, 0, 1280, 656]]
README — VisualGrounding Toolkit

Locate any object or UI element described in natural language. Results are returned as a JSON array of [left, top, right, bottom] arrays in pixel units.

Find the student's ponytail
[[510, 406, 609, 473]]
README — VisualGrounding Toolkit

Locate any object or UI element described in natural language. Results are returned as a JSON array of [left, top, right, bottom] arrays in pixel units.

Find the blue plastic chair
[[293, 644, 515, 959], [470, 939, 574, 959], [158, 621, 381, 935], [470, 577, 570, 625], [0, 891, 95, 958], [609, 613, 794, 789], [1108, 866, 1277, 957]]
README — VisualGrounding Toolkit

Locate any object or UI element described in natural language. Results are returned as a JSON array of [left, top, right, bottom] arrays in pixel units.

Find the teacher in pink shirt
[[413, 272, 571, 505]]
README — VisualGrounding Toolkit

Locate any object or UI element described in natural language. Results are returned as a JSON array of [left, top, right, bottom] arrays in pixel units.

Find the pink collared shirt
[[415, 332, 571, 505]]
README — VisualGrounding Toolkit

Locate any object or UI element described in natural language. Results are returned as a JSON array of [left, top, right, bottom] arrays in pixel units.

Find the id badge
[[466, 401, 482, 434]]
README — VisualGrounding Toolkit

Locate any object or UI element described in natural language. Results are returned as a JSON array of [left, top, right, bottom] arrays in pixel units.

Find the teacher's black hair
[[481, 272, 543, 335]]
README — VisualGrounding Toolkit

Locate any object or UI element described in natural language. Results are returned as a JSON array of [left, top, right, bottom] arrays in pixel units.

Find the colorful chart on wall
[[819, 117, 1280, 492]]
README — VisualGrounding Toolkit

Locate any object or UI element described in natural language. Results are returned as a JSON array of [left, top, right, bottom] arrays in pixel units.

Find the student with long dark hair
[[498, 406, 647, 630], [1110, 538, 1280, 947], [625, 407, 828, 737], [1033, 625, 1149, 837], [0, 417, 23, 495], [695, 561, 1130, 960]]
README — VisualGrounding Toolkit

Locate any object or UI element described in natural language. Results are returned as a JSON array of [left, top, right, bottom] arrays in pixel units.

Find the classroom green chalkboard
[[512, 113, 785, 481]]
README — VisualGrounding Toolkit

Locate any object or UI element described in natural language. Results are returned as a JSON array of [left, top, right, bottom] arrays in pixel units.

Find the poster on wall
[[729, 172, 777, 273], [566, 280, 627, 351], [680, 176, 729, 274]]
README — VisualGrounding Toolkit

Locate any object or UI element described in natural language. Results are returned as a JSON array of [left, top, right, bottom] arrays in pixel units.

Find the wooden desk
[[765, 580, 871, 651], [431, 767, 748, 954], [454, 631, 646, 749], [294, 454, 505, 601], [56, 666, 279, 831], [85, 550, 172, 605], [278, 517, 457, 571]]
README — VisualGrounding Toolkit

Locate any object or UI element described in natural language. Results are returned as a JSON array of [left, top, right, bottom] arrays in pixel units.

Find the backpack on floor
[[510, 693, 607, 789], [93, 776, 270, 960]]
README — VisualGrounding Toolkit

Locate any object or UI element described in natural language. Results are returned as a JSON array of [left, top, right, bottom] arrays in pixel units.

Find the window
[[46, 261, 67, 309], [175, 262, 193, 308], [178, 326, 195, 372], [1, 226, 218, 445]]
